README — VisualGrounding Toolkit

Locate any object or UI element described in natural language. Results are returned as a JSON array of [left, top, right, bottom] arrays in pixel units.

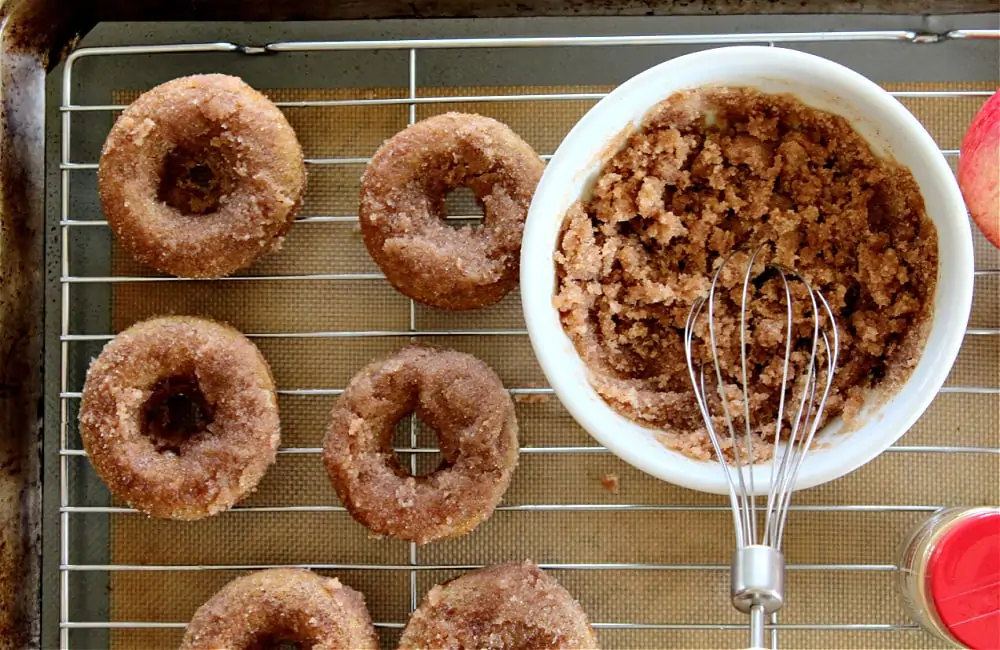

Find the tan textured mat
[[107, 82, 998, 649]]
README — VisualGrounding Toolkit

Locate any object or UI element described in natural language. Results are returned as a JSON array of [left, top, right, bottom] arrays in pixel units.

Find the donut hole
[[143, 375, 214, 454], [443, 186, 485, 228], [390, 416, 446, 478], [246, 633, 305, 650], [158, 143, 234, 215]]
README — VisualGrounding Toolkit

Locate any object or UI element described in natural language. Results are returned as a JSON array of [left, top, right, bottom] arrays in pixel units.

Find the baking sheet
[[43, 18, 999, 649]]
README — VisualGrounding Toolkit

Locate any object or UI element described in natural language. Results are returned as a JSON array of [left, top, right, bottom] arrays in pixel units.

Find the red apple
[[958, 90, 1000, 249]]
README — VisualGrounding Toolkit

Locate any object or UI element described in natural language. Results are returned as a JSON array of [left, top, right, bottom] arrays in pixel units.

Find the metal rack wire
[[57, 29, 999, 648]]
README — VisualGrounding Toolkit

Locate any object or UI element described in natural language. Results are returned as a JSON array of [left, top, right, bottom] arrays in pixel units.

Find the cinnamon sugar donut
[[399, 562, 599, 649], [323, 346, 518, 544], [181, 569, 378, 650], [79, 316, 280, 520], [99, 74, 305, 278], [360, 113, 544, 310]]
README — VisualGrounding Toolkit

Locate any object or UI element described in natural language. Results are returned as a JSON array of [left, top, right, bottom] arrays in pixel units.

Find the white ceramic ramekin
[[521, 46, 973, 495]]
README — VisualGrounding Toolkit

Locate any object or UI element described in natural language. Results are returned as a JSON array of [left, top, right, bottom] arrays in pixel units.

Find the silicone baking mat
[[101, 82, 998, 649]]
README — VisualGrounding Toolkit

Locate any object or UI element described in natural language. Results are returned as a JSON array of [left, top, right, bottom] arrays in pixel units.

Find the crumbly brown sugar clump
[[555, 87, 937, 461]]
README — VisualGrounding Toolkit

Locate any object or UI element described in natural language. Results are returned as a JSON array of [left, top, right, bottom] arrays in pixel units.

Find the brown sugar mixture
[[554, 87, 938, 461]]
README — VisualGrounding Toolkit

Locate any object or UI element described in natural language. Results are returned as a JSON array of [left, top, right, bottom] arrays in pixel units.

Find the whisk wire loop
[[765, 270, 795, 549], [707, 257, 756, 546], [775, 290, 840, 548], [685, 295, 747, 548], [739, 246, 768, 544]]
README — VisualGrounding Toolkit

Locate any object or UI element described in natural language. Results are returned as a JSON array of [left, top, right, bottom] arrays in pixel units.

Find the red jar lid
[[928, 509, 1000, 649]]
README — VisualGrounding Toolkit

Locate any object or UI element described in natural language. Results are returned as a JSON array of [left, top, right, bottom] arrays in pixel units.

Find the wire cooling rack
[[55, 28, 999, 649]]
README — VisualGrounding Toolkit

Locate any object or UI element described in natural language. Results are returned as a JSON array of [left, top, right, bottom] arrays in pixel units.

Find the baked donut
[[79, 316, 279, 519], [360, 112, 544, 310], [181, 568, 379, 650], [399, 561, 599, 649], [99, 74, 305, 278], [323, 346, 518, 543]]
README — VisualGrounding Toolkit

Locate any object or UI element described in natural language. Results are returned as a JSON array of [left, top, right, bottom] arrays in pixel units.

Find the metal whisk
[[683, 247, 839, 650]]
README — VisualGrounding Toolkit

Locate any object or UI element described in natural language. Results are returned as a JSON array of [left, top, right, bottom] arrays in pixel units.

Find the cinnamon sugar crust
[[181, 569, 378, 649], [323, 346, 519, 544], [399, 562, 598, 649], [99, 74, 306, 278], [79, 316, 280, 519], [360, 113, 544, 310]]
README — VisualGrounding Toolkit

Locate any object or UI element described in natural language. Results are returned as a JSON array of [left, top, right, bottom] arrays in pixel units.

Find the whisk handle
[[749, 604, 767, 649]]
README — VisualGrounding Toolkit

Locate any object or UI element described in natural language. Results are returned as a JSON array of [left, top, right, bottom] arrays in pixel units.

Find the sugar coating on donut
[[399, 561, 599, 649], [79, 316, 280, 520], [181, 568, 379, 649], [324, 346, 518, 543], [99, 74, 305, 278], [360, 113, 544, 310]]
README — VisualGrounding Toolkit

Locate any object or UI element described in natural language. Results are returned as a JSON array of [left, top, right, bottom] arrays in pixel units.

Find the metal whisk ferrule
[[732, 545, 785, 649], [684, 246, 839, 650]]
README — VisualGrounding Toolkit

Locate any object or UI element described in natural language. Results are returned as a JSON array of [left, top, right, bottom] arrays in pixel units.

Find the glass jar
[[897, 507, 1000, 649]]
